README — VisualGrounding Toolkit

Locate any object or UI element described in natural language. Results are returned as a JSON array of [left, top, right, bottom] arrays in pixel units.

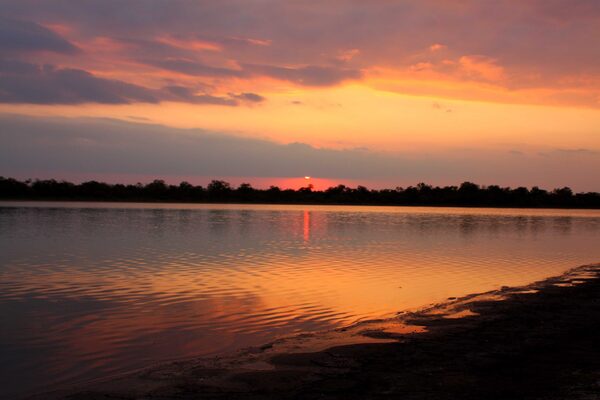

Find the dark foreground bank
[[33, 264, 600, 400]]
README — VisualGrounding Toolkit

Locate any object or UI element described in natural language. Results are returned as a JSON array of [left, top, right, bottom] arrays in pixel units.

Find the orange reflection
[[303, 210, 311, 242], [3, 205, 599, 398]]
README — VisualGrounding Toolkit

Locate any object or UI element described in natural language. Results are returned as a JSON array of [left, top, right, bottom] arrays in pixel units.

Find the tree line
[[0, 177, 599, 208]]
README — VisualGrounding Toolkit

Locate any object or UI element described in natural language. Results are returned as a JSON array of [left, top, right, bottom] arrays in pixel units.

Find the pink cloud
[[458, 55, 506, 82], [429, 43, 446, 52]]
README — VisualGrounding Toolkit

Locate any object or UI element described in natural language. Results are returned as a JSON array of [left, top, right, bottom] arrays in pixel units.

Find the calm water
[[1, 202, 599, 398]]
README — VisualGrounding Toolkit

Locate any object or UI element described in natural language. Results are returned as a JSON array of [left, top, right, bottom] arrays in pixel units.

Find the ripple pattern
[[0, 203, 599, 399]]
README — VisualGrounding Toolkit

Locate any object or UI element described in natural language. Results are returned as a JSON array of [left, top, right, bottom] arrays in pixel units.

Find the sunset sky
[[1, 0, 599, 190]]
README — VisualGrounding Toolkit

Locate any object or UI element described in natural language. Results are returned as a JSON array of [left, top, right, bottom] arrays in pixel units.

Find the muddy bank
[[34, 264, 600, 400]]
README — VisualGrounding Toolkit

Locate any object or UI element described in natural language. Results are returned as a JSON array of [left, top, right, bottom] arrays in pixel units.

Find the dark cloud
[[142, 57, 362, 87], [243, 64, 363, 86], [0, 59, 40, 75], [115, 37, 192, 59], [0, 61, 264, 105], [0, 62, 159, 104], [0, 114, 412, 179], [0, 16, 79, 54], [229, 92, 265, 103], [1, 114, 598, 191], [0, 114, 396, 179], [145, 58, 244, 78], [161, 85, 236, 105]]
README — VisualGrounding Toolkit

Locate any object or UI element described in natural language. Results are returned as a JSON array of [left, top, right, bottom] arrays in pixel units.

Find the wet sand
[[32, 263, 600, 400]]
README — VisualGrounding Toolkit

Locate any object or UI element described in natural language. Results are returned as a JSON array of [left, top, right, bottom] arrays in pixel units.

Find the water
[[1, 202, 599, 398]]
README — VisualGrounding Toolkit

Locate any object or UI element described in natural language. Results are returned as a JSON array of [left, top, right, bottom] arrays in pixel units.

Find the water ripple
[[0, 203, 599, 399]]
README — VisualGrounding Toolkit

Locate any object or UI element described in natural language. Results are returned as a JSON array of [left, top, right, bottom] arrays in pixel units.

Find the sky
[[0, 0, 599, 190]]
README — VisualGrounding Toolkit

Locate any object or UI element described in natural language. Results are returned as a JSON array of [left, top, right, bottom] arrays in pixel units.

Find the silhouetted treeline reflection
[[1, 177, 599, 208]]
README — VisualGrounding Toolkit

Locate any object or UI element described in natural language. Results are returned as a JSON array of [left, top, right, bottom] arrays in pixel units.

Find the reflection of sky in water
[[1, 203, 599, 399]]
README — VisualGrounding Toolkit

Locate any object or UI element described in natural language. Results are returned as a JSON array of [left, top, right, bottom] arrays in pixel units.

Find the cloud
[[224, 36, 272, 47], [409, 62, 434, 72], [0, 17, 79, 54], [429, 43, 446, 52], [458, 55, 506, 82], [161, 86, 237, 105], [432, 102, 453, 113], [0, 114, 403, 179], [0, 114, 598, 191], [229, 92, 266, 103], [0, 61, 265, 105], [336, 48, 360, 62], [141, 56, 362, 86], [243, 64, 363, 86], [0, 1, 599, 106], [155, 35, 222, 52], [0, 62, 159, 104], [144, 58, 244, 77], [163, 86, 264, 105]]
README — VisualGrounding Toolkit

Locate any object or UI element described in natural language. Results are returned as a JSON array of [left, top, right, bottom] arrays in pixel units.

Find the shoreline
[[2, 199, 600, 210], [3, 201, 600, 217], [31, 263, 600, 399]]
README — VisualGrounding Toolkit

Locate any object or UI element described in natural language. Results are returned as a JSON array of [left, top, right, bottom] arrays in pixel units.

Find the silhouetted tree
[[207, 180, 232, 201], [0, 177, 598, 208]]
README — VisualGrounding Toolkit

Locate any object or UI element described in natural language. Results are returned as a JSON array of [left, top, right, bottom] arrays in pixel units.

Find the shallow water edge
[[31, 262, 600, 400]]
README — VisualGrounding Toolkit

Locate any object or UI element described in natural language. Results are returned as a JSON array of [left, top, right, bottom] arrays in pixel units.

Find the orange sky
[[0, 1, 599, 189]]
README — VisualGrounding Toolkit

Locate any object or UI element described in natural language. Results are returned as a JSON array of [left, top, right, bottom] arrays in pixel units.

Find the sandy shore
[[32, 263, 600, 400]]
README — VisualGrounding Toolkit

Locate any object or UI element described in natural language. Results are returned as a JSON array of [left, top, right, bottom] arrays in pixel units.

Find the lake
[[1, 202, 599, 398]]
